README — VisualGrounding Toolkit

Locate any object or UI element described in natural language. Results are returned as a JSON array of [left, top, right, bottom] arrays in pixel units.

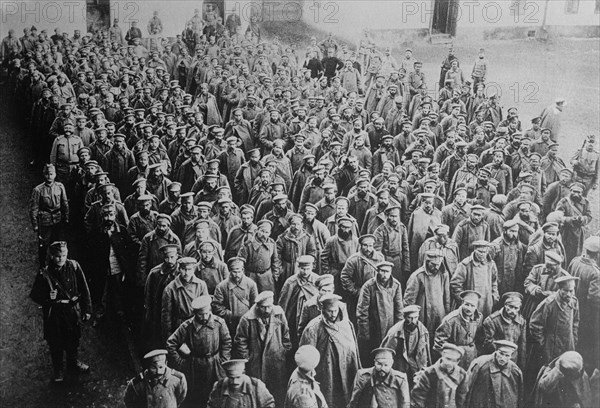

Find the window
[[565, 0, 580, 14]]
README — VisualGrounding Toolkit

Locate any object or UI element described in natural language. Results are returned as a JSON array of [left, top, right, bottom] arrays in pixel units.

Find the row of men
[[32, 240, 598, 407], [6, 18, 598, 408]]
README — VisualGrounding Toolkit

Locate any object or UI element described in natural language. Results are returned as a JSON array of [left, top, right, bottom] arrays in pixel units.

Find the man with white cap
[[213, 257, 258, 336], [374, 205, 411, 286], [405, 249, 451, 343], [530, 274, 580, 366], [161, 257, 208, 342], [381, 305, 431, 387], [124, 349, 187, 407], [195, 240, 229, 295], [357, 261, 403, 363], [524, 222, 566, 275], [451, 240, 499, 318], [234, 290, 291, 405], [348, 347, 410, 407], [465, 340, 523, 408], [166, 295, 231, 406], [297, 274, 347, 339], [408, 194, 443, 275], [300, 293, 361, 408], [523, 250, 568, 320], [569, 236, 600, 372], [138, 213, 181, 287], [434, 290, 483, 369], [238, 219, 281, 293], [532, 351, 592, 407], [411, 343, 469, 408], [489, 219, 527, 295], [285, 345, 327, 408], [482, 292, 527, 368], [206, 359, 275, 407], [279, 255, 319, 349], [556, 181, 592, 264]]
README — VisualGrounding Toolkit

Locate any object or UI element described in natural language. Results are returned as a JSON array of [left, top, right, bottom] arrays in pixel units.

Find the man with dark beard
[[348, 348, 410, 407], [556, 182, 592, 264], [481, 292, 527, 369], [176, 144, 203, 193], [465, 340, 523, 408], [299, 165, 327, 209], [440, 140, 467, 198], [290, 155, 316, 209], [138, 214, 181, 288], [336, 154, 361, 197], [224, 206, 257, 261], [490, 219, 527, 295], [322, 217, 359, 293], [448, 153, 478, 200], [300, 293, 361, 408], [234, 148, 262, 205], [146, 162, 172, 203], [381, 305, 431, 387], [468, 167, 498, 208]]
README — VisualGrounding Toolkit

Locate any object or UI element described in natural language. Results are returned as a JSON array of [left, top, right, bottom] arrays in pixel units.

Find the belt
[[192, 350, 219, 359]]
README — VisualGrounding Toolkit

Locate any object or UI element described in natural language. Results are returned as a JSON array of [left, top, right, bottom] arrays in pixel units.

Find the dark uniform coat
[[411, 361, 468, 408], [348, 368, 410, 408], [465, 354, 523, 408]]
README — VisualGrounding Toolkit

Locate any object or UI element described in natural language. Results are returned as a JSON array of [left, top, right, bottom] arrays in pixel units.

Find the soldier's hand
[[49, 289, 58, 300], [83, 313, 91, 322]]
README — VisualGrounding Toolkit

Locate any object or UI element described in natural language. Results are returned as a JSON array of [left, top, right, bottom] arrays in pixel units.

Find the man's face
[[570, 188, 583, 202], [156, 219, 169, 236], [493, 152, 504, 165], [543, 230, 558, 244], [322, 303, 339, 323], [422, 198, 434, 213], [436, 232, 448, 246], [505, 225, 519, 242], [50, 248, 68, 267], [179, 264, 195, 281], [559, 171, 572, 184], [471, 210, 483, 224], [290, 217, 303, 234], [230, 267, 244, 283], [558, 281, 575, 302], [504, 303, 520, 320], [147, 356, 167, 378], [102, 209, 117, 225], [494, 348, 513, 367], [336, 201, 348, 217], [440, 351, 460, 373], [387, 210, 400, 226], [257, 225, 271, 240], [200, 245, 215, 263], [461, 298, 478, 318], [474, 247, 488, 262], [44, 168, 57, 183], [376, 268, 392, 285], [298, 263, 312, 279], [163, 251, 178, 268], [374, 357, 393, 379], [518, 204, 530, 219], [256, 299, 273, 318]]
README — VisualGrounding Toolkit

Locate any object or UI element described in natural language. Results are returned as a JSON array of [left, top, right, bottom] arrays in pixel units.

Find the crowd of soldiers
[[2, 8, 599, 408]]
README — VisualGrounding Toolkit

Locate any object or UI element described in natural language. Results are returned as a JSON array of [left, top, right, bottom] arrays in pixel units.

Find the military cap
[[355, 177, 370, 186], [148, 162, 163, 170], [157, 213, 172, 224], [402, 305, 421, 316], [255, 291, 274, 305], [472, 240, 490, 248], [442, 343, 465, 357], [179, 192, 194, 201], [113, 133, 126, 141], [319, 293, 342, 306], [493, 340, 518, 351], [375, 187, 390, 197], [257, 219, 273, 229], [570, 182, 585, 192], [583, 236, 600, 253], [471, 205, 486, 212], [222, 359, 247, 376], [502, 292, 523, 305], [544, 251, 563, 265], [159, 243, 178, 254], [420, 192, 436, 200], [273, 193, 288, 202], [315, 274, 334, 289], [295, 345, 320, 370], [376, 261, 394, 270], [358, 234, 376, 244], [336, 216, 353, 227], [75, 146, 91, 156], [455, 140, 468, 148], [384, 205, 401, 214], [541, 222, 560, 232], [434, 224, 450, 234], [503, 219, 520, 229], [381, 134, 393, 142], [423, 179, 437, 188], [228, 257, 245, 270], [143, 349, 168, 360], [136, 193, 155, 202], [191, 295, 212, 311], [560, 168, 574, 176], [303, 203, 318, 213], [49, 241, 67, 252], [371, 348, 395, 360], [297, 255, 315, 267], [555, 274, 579, 285], [178, 257, 197, 266], [335, 196, 349, 205], [547, 141, 559, 149], [167, 182, 182, 192], [460, 290, 482, 300], [425, 249, 444, 263]]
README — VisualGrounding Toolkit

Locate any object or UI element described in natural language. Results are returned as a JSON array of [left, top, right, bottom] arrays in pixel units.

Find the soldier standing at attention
[[30, 241, 92, 382]]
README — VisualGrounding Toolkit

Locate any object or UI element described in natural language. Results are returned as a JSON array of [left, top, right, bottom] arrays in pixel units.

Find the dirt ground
[[0, 25, 598, 407]]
